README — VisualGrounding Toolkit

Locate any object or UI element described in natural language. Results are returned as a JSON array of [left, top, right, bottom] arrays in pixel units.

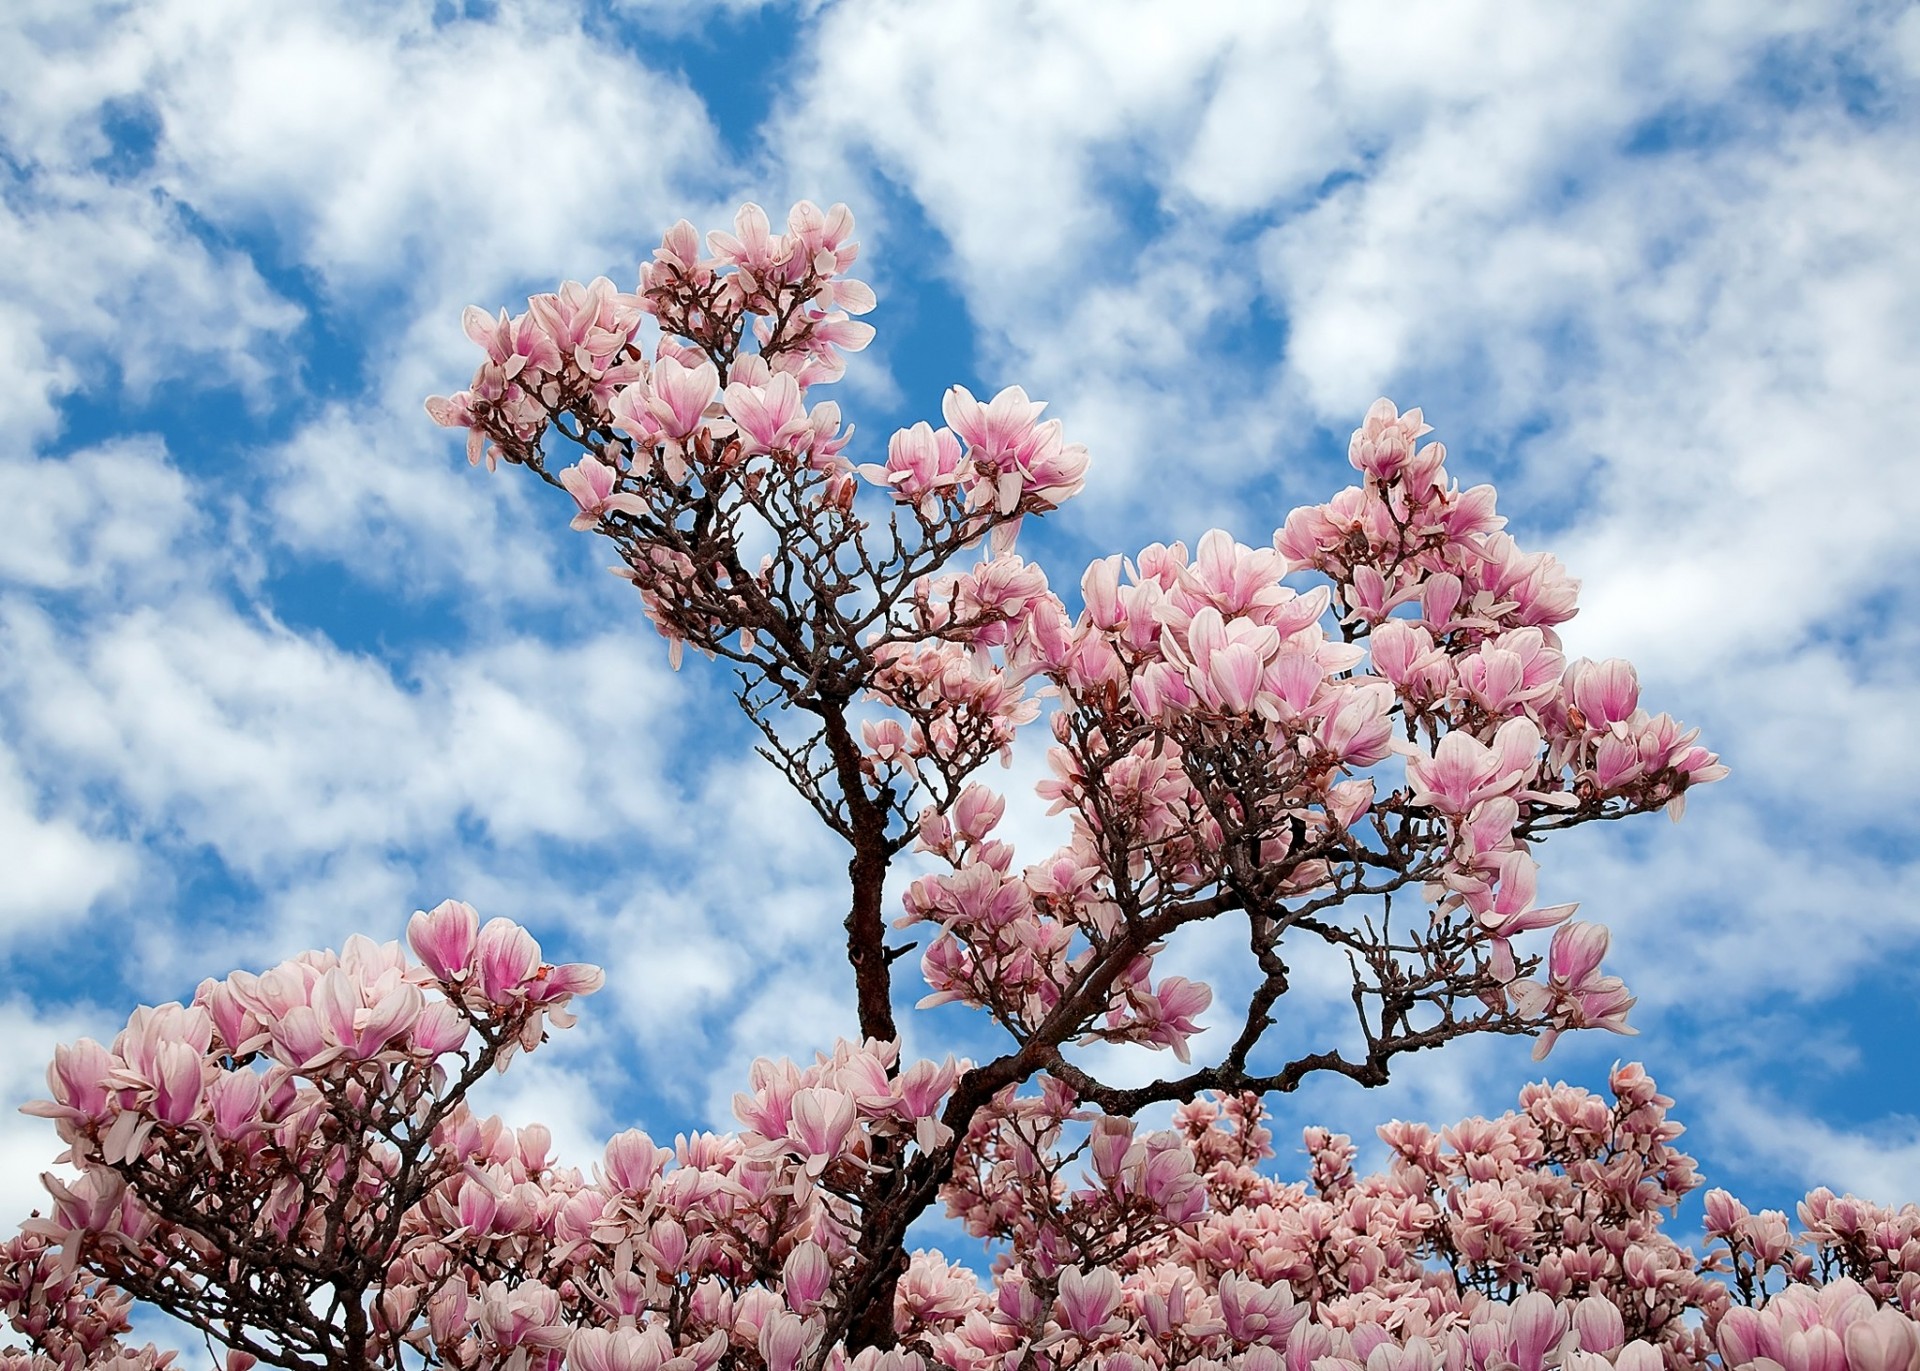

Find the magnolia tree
[[5, 202, 1916, 1371]]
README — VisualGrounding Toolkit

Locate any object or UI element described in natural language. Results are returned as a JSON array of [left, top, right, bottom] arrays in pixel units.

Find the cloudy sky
[[2, 0, 1917, 1249]]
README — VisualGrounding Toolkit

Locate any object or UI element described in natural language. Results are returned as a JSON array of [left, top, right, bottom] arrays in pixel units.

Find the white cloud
[[0, 182, 300, 444], [1690, 1077, 1920, 1207], [777, 2, 1226, 283], [0, 5, 301, 434], [589, 755, 865, 1121], [0, 0, 740, 594], [120, 0, 724, 292], [1550, 801, 1920, 1007], [0, 437, 201, 593], [0, 593, 686, 857], [263, 401, 574, 602], [0, 746, 135, 942], [0, 553, 695, 994]]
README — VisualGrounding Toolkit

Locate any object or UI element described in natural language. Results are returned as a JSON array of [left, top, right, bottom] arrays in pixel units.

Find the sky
[[1, 0, 1917, 1264]]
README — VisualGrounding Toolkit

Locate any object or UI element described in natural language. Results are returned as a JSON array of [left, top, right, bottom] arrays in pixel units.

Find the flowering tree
[[5, 202, 1914, 1371]]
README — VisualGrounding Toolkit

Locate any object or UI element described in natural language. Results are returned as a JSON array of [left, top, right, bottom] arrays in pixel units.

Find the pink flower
[[952, 786, 1005, 843], [526, 960, 605, 1004], [1370, 621, 1448, 702], [602, 1129, 668, 1192], [39, 1167, 130, 1239], [895, 1056, 958, 1121], [33, 1039, 113, 1123], [1020, 424, 1090, 509], [787, 1086, 857, 1175], [1130, 1134, 1206, 1222], [408, 899, 479, 983], [1407, 719, 1541, 816], [526, 276, 640, 374], [269, 1005, 330, 1070], [782, 1241, 832, 1311], [798, 310, 877, 364], [652, 218, 704, 274], [1125, 975, 1212, 1062], [206, 1069, 264, 1140], [644, 1217, 689, 1271], [478, 1279, 566, 1351], [1054, 1266, 1124, 1340], [1311, 682, 1397, 765], [1467, 533, 1580, 629], [149, 1041, 204, 1126], [1505, 1291, 1566, 1371], [1720, 1307, 1777, 1367], [1548, 920, 1610, 986], [1218, 1273, 1300, 1346], [860, 422, 963, 516], [454, 1174, 500, 1235], [475, 918, 541, 1001], [1468, 850, 1576, 937], [1458, 629, 1563, 714], [943, 384, 1068, 514], [1515, 921, 1636, 1057], [1422, 573, 1465, 631], [725, 371, 809, 456], [1572, 1296, 1626, 1356], [1845, 1309, 1920, 1371], [570, 1328, 668, 1371], [559, 456, 648, 531], [1079, 554, 1127, 632], [1347, 398, 1433, 482], [461, 304, 561, 380], [757, 1311, 822, 1371], [786, 199, 854, 260], [1788, 1326, 1847, 1371], [1703, 1187, 1750, 1237], [862, 718, 919, 776], [410, 1001, 468, 1057], [707, 201, 788, 277], [1088, 1116, 1134, 1183], [1565, 658, 1640, 732], [314, 970, 423, 1060], [647, 355, 720, 441]]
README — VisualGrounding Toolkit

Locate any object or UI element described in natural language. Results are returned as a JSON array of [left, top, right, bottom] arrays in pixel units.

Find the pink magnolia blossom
[[859, 422, 965, 517], [782, 1242, 833, 1312], [409, 898, 480, 983], [1347, 398, 1433, 483], [1407, 718, 1543, 815], [647, 354, 720, 443], [787, 1086, 857, 1175], [1566, 657, 1641, 731], [725, 371, 810, 456], [560, 455, 650, 530], [1054, 1266, 1125, 1340], [942, 384, 1088, 513]]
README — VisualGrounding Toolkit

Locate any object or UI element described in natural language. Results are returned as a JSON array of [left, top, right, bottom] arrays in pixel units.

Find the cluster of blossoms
[[920, 1067, 1920, 1371], [10, 970, 1920, 1371], [6, 905, 599, 1369], [897, 400, 1726, 1084], [425, 201, 1083, 698], [426, 207, 1721, 1081], [427, 203, 872, 468], [0, 1235, 149, 1370], [3, 201, 1890, 1369]]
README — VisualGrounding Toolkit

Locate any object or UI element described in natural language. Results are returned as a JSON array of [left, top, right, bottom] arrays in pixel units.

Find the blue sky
[[1, 0, 1917, 1254]]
